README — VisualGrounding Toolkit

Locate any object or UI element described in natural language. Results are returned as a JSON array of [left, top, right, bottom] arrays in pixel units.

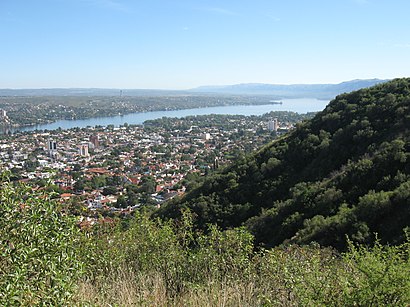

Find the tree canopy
[[157, 78, 410, 250]]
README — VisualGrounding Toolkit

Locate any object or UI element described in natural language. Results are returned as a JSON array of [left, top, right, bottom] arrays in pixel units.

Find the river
[[10, 98, 328, 133]]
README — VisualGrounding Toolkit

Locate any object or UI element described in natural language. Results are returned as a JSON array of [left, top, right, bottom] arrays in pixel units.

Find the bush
[[0, 180, 84, 305], [1, 176, 408, 306], [77, 210, 410, 306], [341, 237, 410, 306]]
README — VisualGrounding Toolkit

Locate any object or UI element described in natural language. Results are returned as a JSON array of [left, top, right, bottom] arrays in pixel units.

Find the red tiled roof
[[60, 193, 74, 198]]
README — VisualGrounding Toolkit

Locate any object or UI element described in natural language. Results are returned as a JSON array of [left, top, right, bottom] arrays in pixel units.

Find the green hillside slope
[[157, 78, 410, 250]]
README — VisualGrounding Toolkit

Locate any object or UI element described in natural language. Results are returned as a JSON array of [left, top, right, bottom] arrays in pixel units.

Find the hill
[[0, 79, 387, 99], [190, 79, 389, 99], [157, 78, 410, 250]]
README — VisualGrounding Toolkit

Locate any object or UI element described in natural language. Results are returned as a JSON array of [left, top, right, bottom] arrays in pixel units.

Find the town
[[0, 94, 282, 127], [0, 111, 313, 221]]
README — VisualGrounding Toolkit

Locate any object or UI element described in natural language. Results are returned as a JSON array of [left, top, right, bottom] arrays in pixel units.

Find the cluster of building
[[0, 114, 295, 217]]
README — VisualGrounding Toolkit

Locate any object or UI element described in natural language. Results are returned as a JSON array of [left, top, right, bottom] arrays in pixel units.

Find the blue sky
[[1, 0, 409, 89]]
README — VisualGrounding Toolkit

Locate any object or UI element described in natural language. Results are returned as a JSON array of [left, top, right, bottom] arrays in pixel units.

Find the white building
[[267, 118, 279, 131], [48, 139, 57, 151], [0, 109, 10, 124], [47, 139, 58, 158], [78, 143, 89, 157], [202, 133, 211, 140]]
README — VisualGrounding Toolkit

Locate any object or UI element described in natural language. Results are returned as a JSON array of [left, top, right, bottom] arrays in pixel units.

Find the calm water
[[12, 98, 328, 133]]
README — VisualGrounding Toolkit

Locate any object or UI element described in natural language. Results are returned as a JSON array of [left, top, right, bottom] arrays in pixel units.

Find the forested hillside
[[158, 78, 410, 250]]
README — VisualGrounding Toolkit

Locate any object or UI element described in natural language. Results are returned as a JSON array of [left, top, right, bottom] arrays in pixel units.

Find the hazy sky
[[1, 0, 409, 89]]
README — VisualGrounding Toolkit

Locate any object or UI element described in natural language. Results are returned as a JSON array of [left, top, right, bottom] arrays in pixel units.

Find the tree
[[74, 179, 85, 192], [140, 176, 156, 194], [116, 195, 128, 208], [102, 186, 117, 196]]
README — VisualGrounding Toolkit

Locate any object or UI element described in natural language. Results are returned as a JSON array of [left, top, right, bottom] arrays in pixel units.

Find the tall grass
[[75, 211, 410, 306], [1, 181, 409, 305]]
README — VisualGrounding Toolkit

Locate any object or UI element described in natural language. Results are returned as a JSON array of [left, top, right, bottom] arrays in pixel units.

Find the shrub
[[0, 180, 84, 305], [341, 237, 410, 306]]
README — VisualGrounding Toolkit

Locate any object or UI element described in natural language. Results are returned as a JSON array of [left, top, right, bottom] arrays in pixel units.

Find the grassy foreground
[[1, 181, 409, 306]]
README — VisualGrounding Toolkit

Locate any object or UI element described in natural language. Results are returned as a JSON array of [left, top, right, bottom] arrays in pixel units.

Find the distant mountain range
[[190, 79, 389, 99], [0, 79, 389, 99]]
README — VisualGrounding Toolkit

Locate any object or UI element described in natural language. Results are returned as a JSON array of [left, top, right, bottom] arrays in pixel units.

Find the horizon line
[[0, 78, 391, 91]]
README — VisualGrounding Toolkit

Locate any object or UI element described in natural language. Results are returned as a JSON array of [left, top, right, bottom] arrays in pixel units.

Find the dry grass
[[74, 270, 168, 306], [175, 281, 258, 307], [73, 269, 279, 306]]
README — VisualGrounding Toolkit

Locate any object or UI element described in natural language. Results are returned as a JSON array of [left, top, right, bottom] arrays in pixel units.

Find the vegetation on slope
[[1, 179, 409, 305], [157, 78, 410, 250], [76, 212, 410, 306]]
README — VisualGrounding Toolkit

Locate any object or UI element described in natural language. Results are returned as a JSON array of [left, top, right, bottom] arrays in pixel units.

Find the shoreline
[[5, 101, 285, 130]]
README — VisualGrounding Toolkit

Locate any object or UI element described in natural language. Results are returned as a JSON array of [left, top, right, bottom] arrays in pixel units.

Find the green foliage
[[157, 78, 410, 250], [139, 175, 156, 194], [0, 179, 83, 305], [341, 237, 410, 306], [0, 178, 408, 305], [77, 210, 410, 306], [102, 185, 117, 196], [82, 210, 254, 297]]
